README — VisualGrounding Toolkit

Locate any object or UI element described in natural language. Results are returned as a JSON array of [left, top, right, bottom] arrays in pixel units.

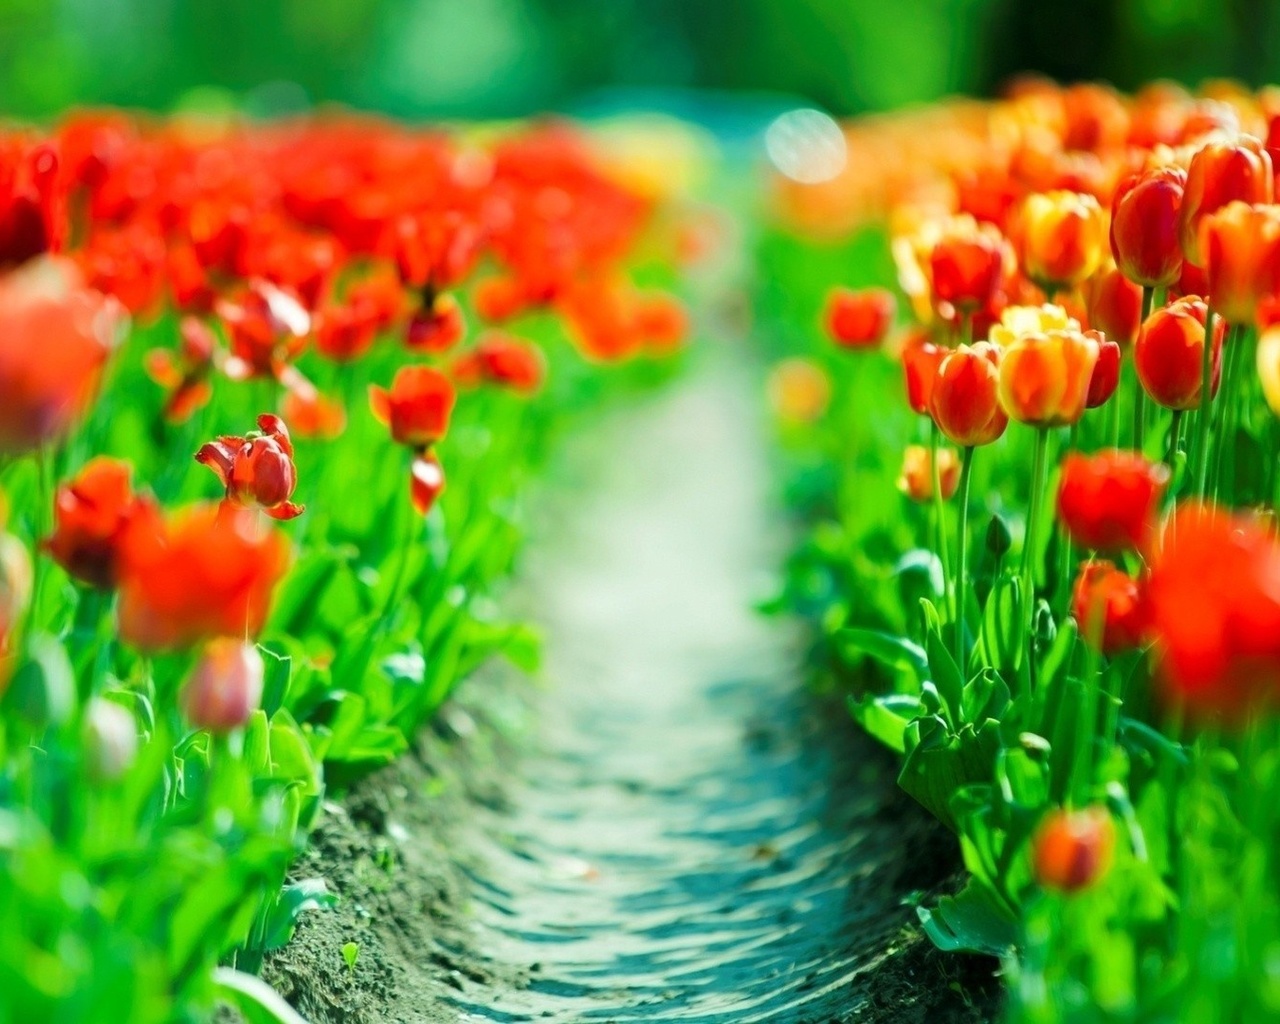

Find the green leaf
[[977, 573, 1023, 675], [848, 693, 923, 754], [921, 599, 963, 726], [918, 879, 1019, 956], [260, 879, 338, 952], [4, 633, 75, 729], [214, 967, 313, 1024], [835, 627, 928, 685], [898, 715, 1002, 831]]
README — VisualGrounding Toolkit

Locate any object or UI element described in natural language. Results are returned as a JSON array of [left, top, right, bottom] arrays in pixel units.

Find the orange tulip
[[44, 457, 148, 589], [825, 287, 896, 348], [117, 503, 289, 652], [1199, 201, 1280, 325], [1033, 807, 1116, 893], [0, 257, 120, 455], [897, 445, 960, 502], [1072, 561, 1145, 655], [1085, 264, 1143, 347], [1016, 190, 1106, 291], [1135, 296, 1224, 410], [1179, 137, 1273, 266], [1110, 166, 1186, 287], [369, 366, 456, 450], [928, 342, 1008, 447], [901, 334, 946, 415], [997, 327, 1100, 428]]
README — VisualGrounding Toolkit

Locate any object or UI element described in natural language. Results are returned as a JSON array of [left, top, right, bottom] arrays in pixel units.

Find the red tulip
[[369, 366, 456, 450], [1033, 807, 1115, 893], [410, 453, 446, 517], [451, 333, 546, 394], [1110, 166, 1186, 287], [825, 287, 896, 348], [901, 334, 946, 415], [405, 293, 466, 353], [1085, 337, 1121, 408], [1134, 296, 1225, 410], [1057, 449, 1169, 554], [44, 457, 148, 589], [1179, 137, 1274, 267], [928, 342, 1008, 447], [1085, 265, 1142, 348], [196, 415, 304, 521], [1072, 561, 1145, 654]]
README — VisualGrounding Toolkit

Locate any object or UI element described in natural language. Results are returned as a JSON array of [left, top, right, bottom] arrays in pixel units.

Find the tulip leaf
[[918, 878, 1019, 957]]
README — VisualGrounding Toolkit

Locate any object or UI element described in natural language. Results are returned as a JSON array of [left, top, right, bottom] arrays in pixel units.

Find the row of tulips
[[762, 78, 1280, 1022], [0, 111, 688, 1023]]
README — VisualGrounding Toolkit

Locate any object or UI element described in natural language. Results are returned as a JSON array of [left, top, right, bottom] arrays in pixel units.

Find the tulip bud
[[182, 639, 264, 732], [1016, 190, 1106, 290], [1199, 201, 1280, 325], [1179, 137, 1274, 266], [1085, 337, 1121, 408], [1085, 265, 1142, 348], [897, 445, 960, 502], [1135, 296, 1225, 410], [1110, 167, 1186, 287], [1057, 450, 1169, 554], [986, 514, 1013, 558], [928, 343, 1008, 447], [369, 366, 456, 450], [1033, 806, 1116, 893], [901, 334, 946, 415], [82, 697, 139, 783], [1072, 561, 1145, 654], [825, 287, 896, 349]]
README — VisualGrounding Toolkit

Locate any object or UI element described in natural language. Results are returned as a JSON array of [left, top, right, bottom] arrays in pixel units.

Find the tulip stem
[[1212, 324, 1246, 501], [929, 422, 955, 625], [1133, 286, 1154, 453], [1165, 410, 1185, 474], [1193, 305, 1217, 499], [1021, 427, 1050, 674], [954, 445, 975, 671]]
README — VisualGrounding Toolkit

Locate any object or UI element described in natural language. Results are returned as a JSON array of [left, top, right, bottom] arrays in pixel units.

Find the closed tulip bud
[[901, 334, 946, 415], [1057, 449, 1169, 554], [1110, 167, 1186, 287], [182, 639, 264, 732], [1085, 265, 1142, 348], [1199, 201, 1280, 325], [1016, 190, 1106, 290], [825, 287, 896, 348], [1135, 296, 1224, 410], [986, 514, 1013, 558], [930, 224, 1009, 313], [998, 328, 1100, 427], [1259, 325, 1280, 416], [897, 445, 960, 502], [928, 342, 1009, 447], [1033, 807, 1116, 893], [1179, 137, 1273, 266], [1072, 561, 1145, 654], [1086, 337, 1122, 408], [82, 697, 138, 783], [369, 365, 456, 450]]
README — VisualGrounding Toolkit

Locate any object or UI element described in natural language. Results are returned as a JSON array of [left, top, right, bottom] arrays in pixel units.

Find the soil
[[225, 344, 1003, 1023]]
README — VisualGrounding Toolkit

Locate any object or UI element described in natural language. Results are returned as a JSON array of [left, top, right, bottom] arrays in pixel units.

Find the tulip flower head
[[766, 358, 831, 426], [411, 453, 446, 517], [901, 333, 947, 415], [405, 292, 467, 353], [45, 456, 148, 589], [1085, 337, 1122, 408], [825, 287, 896, 349], [1179, 136, 1274, 266], [928, 342, 1009, 447], [182, 638, 265, 733], [929, 217, 1011, 316], [1072, 561, 1146, 654], [995, 307, 1101, 427], [898, 444, 960, 502], [370, 366, 457, 451], [1135, 296, 1225, 410], [1199, 200, 1280, 325], [1033, 806, 1116, 893], [1085, 264, 1143, 348], [1110, 166, 1186, 287], [196, 414, 304, 521], [1015, 190, 1106, 291], [1057, 450, 1169, 554], [451, 333, 546, 394]]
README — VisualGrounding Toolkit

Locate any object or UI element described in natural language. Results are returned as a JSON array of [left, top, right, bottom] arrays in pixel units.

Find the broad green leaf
[[213, 968, 312, 1024], [848, 693, 923, 754], [918, 878, 1019, 956]]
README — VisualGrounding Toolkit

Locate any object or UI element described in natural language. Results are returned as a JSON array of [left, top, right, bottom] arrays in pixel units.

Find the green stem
[[954, 446, 976, 671], [1213, 324, 1246, 502], [1021, 428, 1051, 674], [1193, 305, 1217, 499], [1133, 286, 1154, 453], [1055, 424, 1079, 610], [1165, 410, 1185, 476], [929, 421, 955, 625]]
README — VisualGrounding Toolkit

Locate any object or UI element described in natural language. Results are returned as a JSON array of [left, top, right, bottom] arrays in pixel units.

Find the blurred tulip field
[[8, 3, 1280, 1023]]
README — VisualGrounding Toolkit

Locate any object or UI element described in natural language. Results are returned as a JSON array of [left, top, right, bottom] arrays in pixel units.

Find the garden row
[[760, 79, 1280, 1022], [0, 111, 689, 1023]]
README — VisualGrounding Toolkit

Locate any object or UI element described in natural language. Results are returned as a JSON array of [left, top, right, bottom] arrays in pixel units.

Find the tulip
[[1072, 561, 1145, 655], [1016, 190, 1106, 291], [117, 503, 289, 652], [928, 343, 1008, 447], [0, 257, 120, 455], [451, 334, 546, 394], [1057, 450, 1169, 554], [369, 366, 456, 450], [1032, 807, 1116, 893], [182, 639, 264, 732], [144, 317, 217, 424], [1134, 296, 1224, 410], [196, 414, 304, 521], [766, 358, 831, 426], [44, 457, 147, 589], [997, 328, 1100, 428], [929, 220, 1009, 314], [1085, 338, 1121, 408], [901, 334, 946, 415], [825, 287, 896, 348], [1143, 503, 1280, 717], [1179, 137, 1273, 267], [410, 453, 446, 517], [897, 445, 959, 502], [281, 375, 347, 441], [1199, 201, 1280, 325], [216, 281, 310, 381], [1085, 265, 1142, 348], [1110, 166, 1186, 287], [315, 303, 379, 362], [82, 697, 139, 783], [405, 293, 466, 353]]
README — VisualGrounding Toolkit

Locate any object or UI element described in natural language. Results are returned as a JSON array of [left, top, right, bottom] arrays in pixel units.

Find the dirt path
[[263, 345, 997, 1024]]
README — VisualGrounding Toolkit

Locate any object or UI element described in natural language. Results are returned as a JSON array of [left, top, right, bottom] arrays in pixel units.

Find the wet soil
[[246, 350, 1002, 1023]]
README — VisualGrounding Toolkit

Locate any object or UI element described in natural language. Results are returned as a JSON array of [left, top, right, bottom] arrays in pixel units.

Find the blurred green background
[[1, 0, 1278, 120]]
